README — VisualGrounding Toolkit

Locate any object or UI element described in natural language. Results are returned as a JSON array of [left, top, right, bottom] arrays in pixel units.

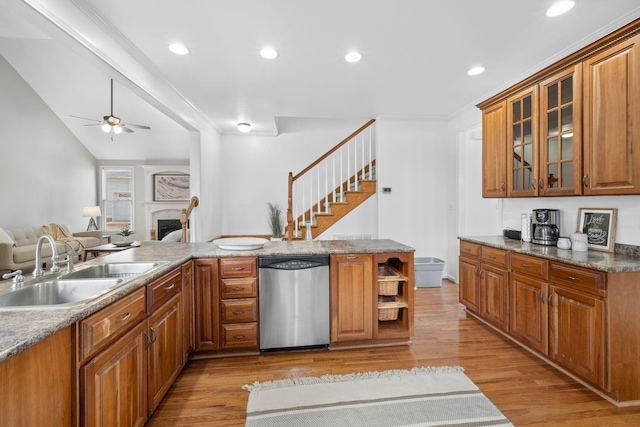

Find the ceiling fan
[[70, 79, 150, 140]]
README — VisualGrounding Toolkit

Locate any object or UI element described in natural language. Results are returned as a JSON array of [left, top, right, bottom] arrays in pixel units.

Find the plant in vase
[[118, 224, 133, 243], [266, 202, 284, 241]]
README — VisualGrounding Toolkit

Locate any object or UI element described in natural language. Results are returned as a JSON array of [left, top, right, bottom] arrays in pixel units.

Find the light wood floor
[[147, 281, 640, 426]]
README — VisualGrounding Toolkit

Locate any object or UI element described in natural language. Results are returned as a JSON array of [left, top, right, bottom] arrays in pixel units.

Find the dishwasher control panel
[[258, 255, 329, 270]]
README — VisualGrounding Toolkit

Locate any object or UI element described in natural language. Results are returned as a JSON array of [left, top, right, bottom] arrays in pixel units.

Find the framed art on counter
[[577, 208, 617, 252]]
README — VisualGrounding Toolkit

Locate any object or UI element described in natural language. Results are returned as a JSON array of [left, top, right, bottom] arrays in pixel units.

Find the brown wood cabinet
[[0, 327, 72, 427], [218, 257, 259, 351], [459, 239, 640, 406], [482, 100, 507, 198], [478, 21, 640, 198], [458, 242, 509, 331], [583, 33, 640, 195], [330, 253, 374, 343], [182, 260, 194, 362], [147, 293, 183, 414], [78, 265, 187, 426], [81, 320, 148, 427], [193, 258, 219, 351]]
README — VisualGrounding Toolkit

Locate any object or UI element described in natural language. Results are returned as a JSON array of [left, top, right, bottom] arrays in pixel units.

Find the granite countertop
[[0, 239, 413, 363], [459, 236, 640, 273]]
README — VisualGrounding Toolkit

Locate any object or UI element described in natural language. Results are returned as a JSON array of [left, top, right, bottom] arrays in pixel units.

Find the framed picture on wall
[[153, 174, 190, 201], [577, 208, 617, 252]]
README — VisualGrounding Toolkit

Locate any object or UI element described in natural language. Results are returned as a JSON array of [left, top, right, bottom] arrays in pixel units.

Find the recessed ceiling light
[[467, 66, 486, 76], [168, 43, 189, 55], [260, 47, 278, 59], [546, 1, 575, 17], [237, 123, 251, 133], [345, 51, 362, 63]]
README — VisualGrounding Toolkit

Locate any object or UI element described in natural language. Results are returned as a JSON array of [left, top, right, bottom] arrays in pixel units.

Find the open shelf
[[374, 252, 414, 340]]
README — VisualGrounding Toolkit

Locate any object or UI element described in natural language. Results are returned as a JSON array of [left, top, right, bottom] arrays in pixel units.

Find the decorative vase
[[270, 237, 283, 242]]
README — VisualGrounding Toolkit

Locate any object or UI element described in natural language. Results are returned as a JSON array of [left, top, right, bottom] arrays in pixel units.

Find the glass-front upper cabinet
[[507, 86, 538, 197], [539, 65, 582, 196]]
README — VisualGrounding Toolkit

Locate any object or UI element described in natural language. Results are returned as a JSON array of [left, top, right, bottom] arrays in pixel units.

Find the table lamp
[[83, 206, 101, 231]]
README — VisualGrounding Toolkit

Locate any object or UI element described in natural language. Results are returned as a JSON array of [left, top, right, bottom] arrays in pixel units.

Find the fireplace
[[157, 219, 188, 240]]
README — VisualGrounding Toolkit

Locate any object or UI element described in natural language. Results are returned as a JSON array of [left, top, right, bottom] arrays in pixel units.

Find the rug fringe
[[242, 366, 464, 392]]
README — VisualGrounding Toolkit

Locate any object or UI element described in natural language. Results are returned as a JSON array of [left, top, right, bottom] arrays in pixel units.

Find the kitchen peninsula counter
[[0, 239, 413, 363], [459, 236, 640, 273]]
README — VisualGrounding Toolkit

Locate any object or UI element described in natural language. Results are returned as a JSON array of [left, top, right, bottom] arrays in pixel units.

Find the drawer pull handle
[[565, 275, 581, 281], [115, 312, 131, 324], [164, 283, 175, 291], [548, 294, 553, 307], [232, 267, 245, 271], [346, 256, 358, 260], [232, 287, 244, 291], [232, 311, 245, 315], [233, 335, 245, 340], [520, 263, 531, 268], [488, 255, 496, 259]]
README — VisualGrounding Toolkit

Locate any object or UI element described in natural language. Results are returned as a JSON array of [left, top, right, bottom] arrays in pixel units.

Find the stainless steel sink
[[61, 262, 160, 280], [0, 278, 123, 310]]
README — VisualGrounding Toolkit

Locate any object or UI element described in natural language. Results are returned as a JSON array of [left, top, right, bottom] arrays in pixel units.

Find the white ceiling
[[1, 0, 640, 160]]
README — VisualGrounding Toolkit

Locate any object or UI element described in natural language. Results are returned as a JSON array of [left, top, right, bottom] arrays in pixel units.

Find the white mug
[[557, 237, 571, 249]]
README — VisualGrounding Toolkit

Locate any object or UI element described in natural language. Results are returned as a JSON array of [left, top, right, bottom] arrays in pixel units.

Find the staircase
[[286, 119, 377, 240]]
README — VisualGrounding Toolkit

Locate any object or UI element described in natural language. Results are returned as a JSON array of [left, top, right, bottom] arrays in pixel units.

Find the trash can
[[414, 257, 445, 288]]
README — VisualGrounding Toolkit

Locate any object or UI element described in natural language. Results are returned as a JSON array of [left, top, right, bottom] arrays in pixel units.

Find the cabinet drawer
[[481, 246, 509, 268], [550, 262, 607, 296], [79, 287, 146, 362], [221, 299, 258, 323], [221, 323, 258, 348], [147, 268, 182, 312], [460, 241, 481, 258], [220, 258, 257, 278], [511, 253, 548, 280], [220, 277, 257, 298]]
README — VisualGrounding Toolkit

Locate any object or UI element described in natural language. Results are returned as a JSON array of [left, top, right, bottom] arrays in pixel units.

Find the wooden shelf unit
[[374, 252, 414, 340]]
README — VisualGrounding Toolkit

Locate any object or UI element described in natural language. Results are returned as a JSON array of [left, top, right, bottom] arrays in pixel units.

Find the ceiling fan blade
[[69, 114, 102, 123], [84, 123, 104, 127], [124, 123, 151, 130], [120, 125, 134, 133]]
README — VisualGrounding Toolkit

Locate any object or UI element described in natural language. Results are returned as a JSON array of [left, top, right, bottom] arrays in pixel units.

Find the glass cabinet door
[[539, 65, 582, 196], [507, 86, 538, 197]]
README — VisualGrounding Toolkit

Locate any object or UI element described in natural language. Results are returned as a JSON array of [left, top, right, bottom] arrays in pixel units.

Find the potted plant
[[118, 224, 133, 242], [266, 202, 284, 241]]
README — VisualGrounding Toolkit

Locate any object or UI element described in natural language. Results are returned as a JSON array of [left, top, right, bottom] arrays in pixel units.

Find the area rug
[[243, 366, 513, 427]]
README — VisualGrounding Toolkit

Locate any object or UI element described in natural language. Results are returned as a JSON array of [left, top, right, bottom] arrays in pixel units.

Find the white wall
[[194, 125, 223, 242], [377, 118, 450, 260], [220, 118, 368, 236], [0, 54, 97, 231]]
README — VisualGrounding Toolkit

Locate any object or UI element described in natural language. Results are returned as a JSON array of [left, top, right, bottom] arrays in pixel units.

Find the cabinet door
[[458, 256, 481, 314], [539, 65, 583, 196], [482, 101, 507, 198], [148, 293, 183, 414], [81, 321, 148, 427], [583, 34, 640, 195], [330, 254, 373, 342], [507, 86, 539, 197], [182, 260, 194, 362], [193, 259, 219, 351], [480, 263, 509, 332], [549, 286, 606, 389], [509, 273, 548, 354]]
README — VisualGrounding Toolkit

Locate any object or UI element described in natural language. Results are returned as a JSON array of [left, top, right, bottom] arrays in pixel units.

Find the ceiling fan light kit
[[70, 79, 150, 138]]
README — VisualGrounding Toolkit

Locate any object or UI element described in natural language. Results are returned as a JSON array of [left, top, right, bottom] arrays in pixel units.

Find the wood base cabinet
[[460, 239, 640, 406], [193, 259, 219, 351]]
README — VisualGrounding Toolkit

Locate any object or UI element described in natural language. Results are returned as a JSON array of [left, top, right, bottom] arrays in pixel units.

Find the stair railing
[[180, 196, 199, 243], [286, 119, 376, 240]]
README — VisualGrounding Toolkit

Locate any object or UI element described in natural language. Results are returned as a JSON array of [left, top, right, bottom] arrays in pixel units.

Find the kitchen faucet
[[32, 234, 60, 277]]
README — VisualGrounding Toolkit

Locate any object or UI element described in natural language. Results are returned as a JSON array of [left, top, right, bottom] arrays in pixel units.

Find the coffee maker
[[531, 209, 560, 245]]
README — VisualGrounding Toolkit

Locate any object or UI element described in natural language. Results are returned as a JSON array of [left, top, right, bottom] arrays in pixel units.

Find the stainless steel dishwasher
[[258, 254, 330, 350]]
